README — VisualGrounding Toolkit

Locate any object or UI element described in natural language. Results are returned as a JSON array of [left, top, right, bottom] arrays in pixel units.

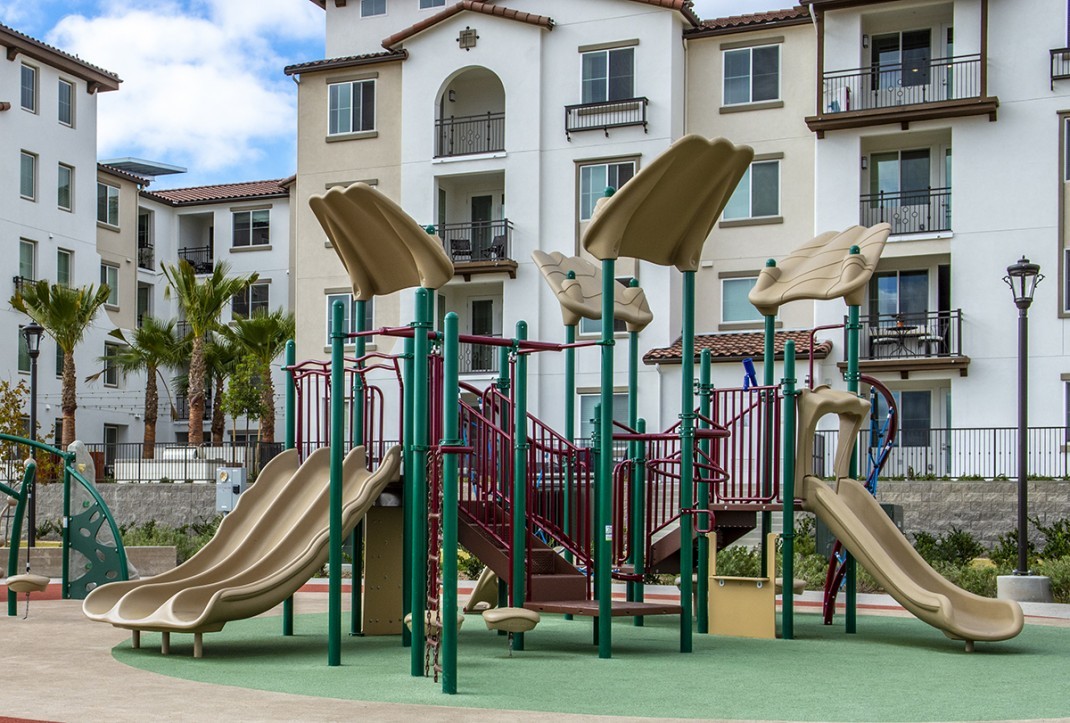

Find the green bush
[[1032, 516, 1070, 560], [121, 517, 222, 563], [1034, 557, 1070, 603], [714, 544, 761, 577], [991, 529, 1036, 568], [912, 527, 983, 566]]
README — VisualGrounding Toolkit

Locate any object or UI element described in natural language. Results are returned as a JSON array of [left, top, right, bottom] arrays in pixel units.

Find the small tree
[[220, 355, 264, 446], [0, 379, 62, 483]]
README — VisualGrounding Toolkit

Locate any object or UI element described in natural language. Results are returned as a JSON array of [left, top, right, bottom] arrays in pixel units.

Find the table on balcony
[[870, 325, 941, 358]]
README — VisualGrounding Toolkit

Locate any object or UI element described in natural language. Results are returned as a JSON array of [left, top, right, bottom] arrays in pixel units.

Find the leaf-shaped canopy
[[531, 251, 653, 333]]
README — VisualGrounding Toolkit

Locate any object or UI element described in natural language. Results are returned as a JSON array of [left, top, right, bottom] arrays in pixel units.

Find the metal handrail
[[565, 96, 649, 138], [434, 111, 505, 157], [821, 54, 982, 113], [1051, 48, 1070, 89], [859, 186, 951, 235]]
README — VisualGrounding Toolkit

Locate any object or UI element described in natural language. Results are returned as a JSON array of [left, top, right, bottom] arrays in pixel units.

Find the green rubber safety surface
[[113, 613, 1070, 721]]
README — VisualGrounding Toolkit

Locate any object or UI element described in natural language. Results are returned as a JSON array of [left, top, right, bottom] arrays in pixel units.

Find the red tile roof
[[687, 6, 810, 37], [644, 329, 832, 365], [628, 0, 701, 27], [284, 49, 406, 76], [383, 1, 554, 49], [142, 179, 289, 207], [0, 22, 121, 91]]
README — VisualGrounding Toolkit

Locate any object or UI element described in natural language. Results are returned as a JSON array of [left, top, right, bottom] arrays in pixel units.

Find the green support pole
[[61, 462, 70, 599], [845, 252, 861, 634], [696, 350, 712, 634], [597, 259, 615, 659], [564, 320, 576, 622], [351, 300, 367, 636], [678, 270, 695, 654], [328, 301, 345, 666], [7, 471, 28, 616], [401, 335, 414, 649], [761, 264, 776, 577], [410, 288, 431, 675], [283, 340, 296, 636], [441, 312, 460, 694], [633, 417, 646, 626], [512, 322, 528, 651], [626, 278, 639, 606], [781, 341, 798, 640], [496, 345, 511, 616]]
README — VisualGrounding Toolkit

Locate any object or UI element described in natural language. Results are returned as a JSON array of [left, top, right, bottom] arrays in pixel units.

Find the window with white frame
[[328, 79, 375, 135], [721, 276, 762, 323], [57, 163, 74, 211], [57, 249, 72, 287], [97, 182, 120, 226], [581, 47, 634, 104], [100, 263, 119, 306], [20, 64, 37, 112], [58, 79, 74, 126], [103, 342, 121, 387], [19, 240, 35, 282], [325, 293, 375, 344], [579, 160, 635, 221], [361, 0, 386, 17], [579, 277, 632, 335], [233, 209, 270, 247], [723, 45, 779, 105], [20, 151, 36, 200], [724, 159, 779, 220], [420, 0, 445, 7], [232, 282, 270, 319], [18, 328, 30, 374], [578, 392, 629, 442]]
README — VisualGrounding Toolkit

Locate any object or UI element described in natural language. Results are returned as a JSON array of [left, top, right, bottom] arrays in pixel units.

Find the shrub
[[714, 544, 761, 577], [1032, 516, 1070, 560], [912, 527, 983, 566], [1034, 557, 1070, 604], [121, 516, 222, 563], [991, 529, 1036, 568]]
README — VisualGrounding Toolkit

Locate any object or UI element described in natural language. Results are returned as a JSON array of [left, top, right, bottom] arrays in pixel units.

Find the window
[[579, 161, 635, 221], [872, 29, 931, 90], [103, 343, 120, 387], [232, 283, 270, 319], [20, 64, 37, 112], [723, 45, 779, 105], [580, 277, 632, 334], [19, 240, 35, 282], [328, 79, 375, 135], [18, 328, 30, 373], [20, 151, 36, 200], [57, 164, 74, 211], [724, 160, 779, 220], [55, 344, 64, 378], [57, 249, 72, 287], [870, 270, 928, 318], [58, 79, 74, 126], [137, 284, 152, 327], [100, 263, 119, 306], [875, 390, 931, 447], [581, 47, 634, 104], [361, 0, 386, 17], [97, 183, 120, 226], [138, 209, 154, 269], [325, 294, 375, 343], [420, 0, 445, 6], [722, 276, 762, 323], [232, 209, 270, 247], [578, 393, 629, 442]]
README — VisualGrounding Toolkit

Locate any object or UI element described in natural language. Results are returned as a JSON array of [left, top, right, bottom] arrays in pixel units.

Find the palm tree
[[163, 261, 257, 446], [221, 309, 295, 443], [204, 335, 239, 445], [100, 318, 181, 458], [11, 281, 110, 447]]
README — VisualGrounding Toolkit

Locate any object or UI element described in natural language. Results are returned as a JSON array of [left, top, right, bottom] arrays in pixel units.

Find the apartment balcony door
[[467, 297, 500, 373], [471, 195, 493, 259], [868, 149, 946, 234], [871, 29, 933, 104]]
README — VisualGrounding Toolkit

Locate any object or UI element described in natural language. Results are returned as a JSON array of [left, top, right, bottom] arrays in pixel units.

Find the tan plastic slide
[[83, 445, 402, 638], [796, 387, 1023, 648]]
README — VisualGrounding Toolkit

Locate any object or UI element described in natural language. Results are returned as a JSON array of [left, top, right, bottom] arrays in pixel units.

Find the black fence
[[565, 97, 648, 139], [852, 310, 963, 360], [859, 186, 951, 235], [83, 441, 285, 483], [434, 112, 505, 157], [821, 54, 982, 113], [1051, 48, 1070, 89], [438, 219, 513, 264], [178, 245, 214, 273]]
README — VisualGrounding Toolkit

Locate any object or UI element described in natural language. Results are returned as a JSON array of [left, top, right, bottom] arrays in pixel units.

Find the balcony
[[434, 112, 505, 158], [1052, 48, 1070, 89], [137, 241, 154, 270], [859, 187, 950, 236], [806, 55, 998, 136], [565, 97, 648, 140], [178, 245, 213, 274], [173, 392, 212, 422], [438, 219, 517, 280], [459, 344, 499, 375], [838, 310, 969, 378], [12, 275, 34, 293]]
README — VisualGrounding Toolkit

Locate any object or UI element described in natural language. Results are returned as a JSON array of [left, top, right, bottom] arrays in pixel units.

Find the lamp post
[[21, 321, 44, 548]]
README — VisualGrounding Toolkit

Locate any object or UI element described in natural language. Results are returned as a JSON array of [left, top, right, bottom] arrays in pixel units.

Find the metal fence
[[1051, 48, 1070, 89], [434, 112, 505, 157], [177, 245, 214, 273], [852, 310, 963, 360], [859, 186, 951, 235], [565, 97, 648, 139], [82, 441, 285, 484], [821, 54, 982, 113], [437, 219, 513, 264]]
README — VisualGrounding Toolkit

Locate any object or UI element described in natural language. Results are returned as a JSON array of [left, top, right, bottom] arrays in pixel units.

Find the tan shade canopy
[[581, 135, 754, 272], [309, 182, 454, 301], [531, 250, 653, 333], [747, 224, 890, 317]]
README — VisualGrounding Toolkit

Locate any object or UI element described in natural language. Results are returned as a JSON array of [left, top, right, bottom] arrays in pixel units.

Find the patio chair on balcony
[[451, 238, 472, 263], [488, 235, 506, 260]]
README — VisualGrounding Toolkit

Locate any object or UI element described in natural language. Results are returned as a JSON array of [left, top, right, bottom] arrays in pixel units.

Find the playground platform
[[3, 584, 1069, 723]]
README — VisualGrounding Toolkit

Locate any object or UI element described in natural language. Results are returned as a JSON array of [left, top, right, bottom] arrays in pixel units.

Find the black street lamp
[[1003, 257, 1042, 576], [21, 321, 44, 548]]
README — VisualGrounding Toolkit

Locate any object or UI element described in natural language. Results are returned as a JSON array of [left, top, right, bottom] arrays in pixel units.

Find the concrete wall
[[35, 483, 217, 529]]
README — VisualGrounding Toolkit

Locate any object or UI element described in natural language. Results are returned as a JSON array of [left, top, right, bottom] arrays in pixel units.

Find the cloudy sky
[[1, 0, 783, 189]]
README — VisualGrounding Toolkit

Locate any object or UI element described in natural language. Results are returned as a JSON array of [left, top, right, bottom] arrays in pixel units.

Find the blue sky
[[1, 0, 779, 190]]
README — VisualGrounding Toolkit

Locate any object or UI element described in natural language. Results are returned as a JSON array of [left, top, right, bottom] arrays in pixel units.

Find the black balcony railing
[[434, 112, 505, 157], [173, 393, 212, 422], [859, 186, 951, 235], [822, 54, 982, 113], [849, 310, 963, 361], [137, 243, 154, 270], [437, 219, 513, 264], [459, 344, 500, 375], [178, 245, 213, 273], [1052, 48, 1070, 89], [12, 275, 34, 293], [81, 441, 284, 483], [565, 97, 648, 139]]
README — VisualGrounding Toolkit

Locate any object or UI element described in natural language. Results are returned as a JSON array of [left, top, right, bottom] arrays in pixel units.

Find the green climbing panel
[[67, 498, 125, 599]]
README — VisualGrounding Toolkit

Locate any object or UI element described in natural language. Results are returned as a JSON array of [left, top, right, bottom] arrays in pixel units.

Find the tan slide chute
[[531, 250, 653, 333]]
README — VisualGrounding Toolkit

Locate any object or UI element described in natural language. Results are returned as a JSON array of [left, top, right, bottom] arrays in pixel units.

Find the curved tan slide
[[84, 445, 402, 637], [796, 387, 1023, 648]]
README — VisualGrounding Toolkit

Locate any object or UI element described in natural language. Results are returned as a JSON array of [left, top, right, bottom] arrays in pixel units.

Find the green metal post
[[7, 469, 28, 616], [496, 344, 511, 614], [696, 350, 712, 634], [781, 341, 798, 640], [61, 462, 70, 599], [351, 300, 367, 636], [845, 254, 861, 634], [627, 277, 639, 605], [597, 259, 615, 658], [283, 340, 295, 636], [410, 288, 431, 675], [564, 320, 576, 621], [633, 417, 646, 626], [512, 322, 529, 651], [441, 312, 460, 694], [678, 270, 695, 654], [328, 301, 345, 666], [401, 335, 414, 648], [761, 262, 776, 576]]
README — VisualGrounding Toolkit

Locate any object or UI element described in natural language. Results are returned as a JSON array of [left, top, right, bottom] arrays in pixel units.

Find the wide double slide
[[84, 444, 401, 634]]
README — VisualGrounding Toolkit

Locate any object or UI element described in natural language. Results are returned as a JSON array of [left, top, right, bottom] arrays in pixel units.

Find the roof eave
[[284, 49, 407, 77], [1, 27, 121, 92], [685, 14, 812, 39]]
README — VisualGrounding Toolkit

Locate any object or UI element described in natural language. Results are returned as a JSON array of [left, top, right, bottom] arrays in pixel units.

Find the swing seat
[[775, 577, 807, 595], [7, 573, 50, 594], [404, 611, 465, 636], [482, 607, 540, 634]]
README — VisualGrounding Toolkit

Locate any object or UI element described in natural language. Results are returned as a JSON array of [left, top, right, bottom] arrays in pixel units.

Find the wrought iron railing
[[565, 97, 648, 139], [12, 275, 34, 293], [851, 310, 963, 360], [1052, 48, 1070, 89], [459, 344, 500, 375], [859, 186, 951, 235], [178, 245, 213, 273], [434, 111, 505, 157], [437, 219, 513, 264], [81, 441, 284, 483], [137, 243, 154, 270], [821, 54, 982, 113]]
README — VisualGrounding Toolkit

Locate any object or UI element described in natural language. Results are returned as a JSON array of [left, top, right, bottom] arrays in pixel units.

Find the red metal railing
[[711, 385, 781, 503]]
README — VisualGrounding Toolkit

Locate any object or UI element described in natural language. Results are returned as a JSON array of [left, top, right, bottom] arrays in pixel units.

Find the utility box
[[816, 503, 903, 559], [215, 467, 247, 514]]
